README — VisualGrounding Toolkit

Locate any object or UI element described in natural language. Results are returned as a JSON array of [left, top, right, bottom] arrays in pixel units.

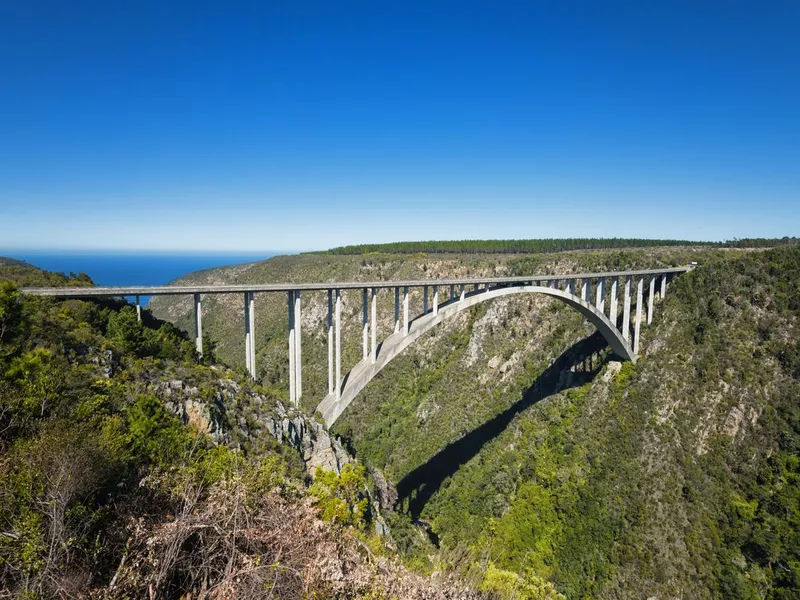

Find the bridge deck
[[21, 266, 691, 296]]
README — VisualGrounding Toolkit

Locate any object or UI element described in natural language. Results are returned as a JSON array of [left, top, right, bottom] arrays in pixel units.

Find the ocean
[[2, 250, 279, 304]]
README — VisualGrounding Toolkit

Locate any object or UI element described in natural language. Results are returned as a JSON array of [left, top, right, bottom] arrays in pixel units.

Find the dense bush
[[319, 237, 715, 255]]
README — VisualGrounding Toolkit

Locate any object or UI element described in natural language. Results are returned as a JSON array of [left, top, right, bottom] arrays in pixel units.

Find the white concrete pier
[[327, 290, 334, 395], [335, 289, 342, 399], [370, 287, 377, 363], [362, 288, 368, 360], [595, 279, 605, 312], [193, 293, 203, 357], [634, 277, 643, 353], [294, 291, 301, 401], [622, 276, 632, 343], [609, 278, 619, 326]]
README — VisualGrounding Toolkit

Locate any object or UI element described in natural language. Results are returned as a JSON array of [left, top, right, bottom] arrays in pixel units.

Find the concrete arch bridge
[[23, 267, 691, 427]]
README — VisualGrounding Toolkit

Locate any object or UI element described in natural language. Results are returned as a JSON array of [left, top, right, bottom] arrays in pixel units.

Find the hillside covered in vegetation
[[150, 244, 800, 599], [0, 261, 488, 599], [317, 236, 797, 256], [318, 238, 714, 255]]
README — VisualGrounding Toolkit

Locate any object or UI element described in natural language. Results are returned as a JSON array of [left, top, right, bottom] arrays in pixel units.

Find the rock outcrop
[[153, 376, 352, 475]]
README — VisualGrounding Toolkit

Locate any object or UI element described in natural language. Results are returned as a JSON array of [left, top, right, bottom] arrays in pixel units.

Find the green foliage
[[2, 348, 71, 438], [125, 394, 193, 465], [723, 236, 799, 249], [715, 400, 800, 597], [104, 305, 195, 361], [480, 562, 566, 600], [0, 258, 93, 288], [0, 274, 290, 595], [0, 281, 26, 353], [319, 238, 717, 256], [486, 482, 562, 577], [244, 453, 289, 495], [309, 463, 370, 528], [0, 423, 120, 591], [0, 461, 46, 578], [106, 305, 151, 355], [315, 236, 794, 257]]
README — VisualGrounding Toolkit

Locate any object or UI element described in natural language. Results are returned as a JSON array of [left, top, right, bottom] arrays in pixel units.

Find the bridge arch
[[317, 284, 634, 426]]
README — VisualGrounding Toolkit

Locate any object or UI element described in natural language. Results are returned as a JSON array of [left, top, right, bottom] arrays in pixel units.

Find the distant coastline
[[0, 250, 282, 303]]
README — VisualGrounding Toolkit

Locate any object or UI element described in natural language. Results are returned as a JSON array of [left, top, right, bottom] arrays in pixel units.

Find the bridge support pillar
[[567, 280, 575, 295], [433, 286, 439, 315], [136, 295, 142, 322], [660, 274, 667, 299], [394, 287, 400, 333], [250, 292, 257, 377], [460, 283, 466, 301], [327, 290, 334, 395], [245, 292, 255, 380], [634, 277, 644, 353], [245, 295, 251, 375], [450, 284, 455, 300], [288, 292, 295, 403], [294, 291, 301, 400], [403, 286, 409, 335], [362, 288, 369, 360], [609, 278, 619, 326], [370, 287, 377, 363], [596, 279, 605, 312], [581, 280, 589, 302], [193, 293, 203, 358], [647, 277, 656, 325], [622, 276, 632, 343], [335, 289, 342, 399], [423, 286, 429, 313]]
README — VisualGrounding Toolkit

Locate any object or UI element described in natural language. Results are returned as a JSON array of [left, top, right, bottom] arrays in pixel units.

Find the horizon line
[[0, 248, 304, 255], [2, 234, 797, 256]]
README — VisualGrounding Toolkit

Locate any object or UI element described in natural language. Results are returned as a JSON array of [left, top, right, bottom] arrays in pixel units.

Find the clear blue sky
[[1, 1, 798, 251]]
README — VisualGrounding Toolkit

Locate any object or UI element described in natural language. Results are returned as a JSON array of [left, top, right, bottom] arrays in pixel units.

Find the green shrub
[[309, 463, 369, 528], [125, 394, 193, 466], [480, 562, 566, 600]]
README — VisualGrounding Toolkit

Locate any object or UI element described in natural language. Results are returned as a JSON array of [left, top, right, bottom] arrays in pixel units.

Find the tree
[[106, 306, 149, 356], [0, 282, 26, 358]]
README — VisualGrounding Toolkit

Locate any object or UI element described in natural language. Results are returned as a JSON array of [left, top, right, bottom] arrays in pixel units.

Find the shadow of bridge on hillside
[[395, 331, 611, 519]]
